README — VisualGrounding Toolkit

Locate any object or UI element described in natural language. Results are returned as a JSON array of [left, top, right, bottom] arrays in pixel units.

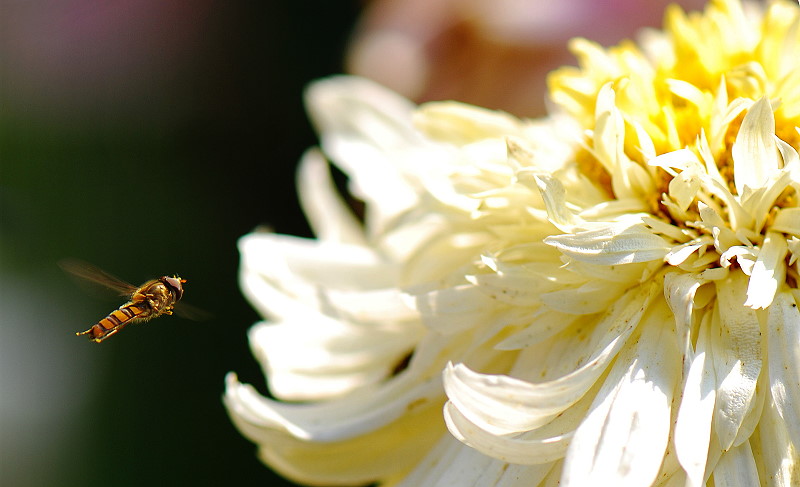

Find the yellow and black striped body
[[78, 303, 147, 342]]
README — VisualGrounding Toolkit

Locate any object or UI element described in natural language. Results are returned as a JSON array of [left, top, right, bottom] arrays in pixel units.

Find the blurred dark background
[[1, 1, 359, 486]]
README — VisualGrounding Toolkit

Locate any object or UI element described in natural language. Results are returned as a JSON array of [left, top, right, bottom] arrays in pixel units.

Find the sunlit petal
[[712, 441, 760, 487], [674, 312, 716, 487], [561, 301, 680, 487], [766, 291, 800, 449]]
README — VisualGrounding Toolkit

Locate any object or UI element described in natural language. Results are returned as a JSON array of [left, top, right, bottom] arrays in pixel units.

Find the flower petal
[[413, 101, 525, 145], [396, 436, 556, 487], [544, 221, 670, 265], [664, 271, 709, 370], [755, 393, 800, 487], [224, 372, 446, 485], [443, 401, 573, 465], [766, 290, 800, 449], [238, 233, 401, 320], [592, 83, 654, 200], [532, 173, 582, 231], [242, 232, 398, 290], [711, 274, 763, 451], [771, 207, 800, 237], [406, 284, 509, 334], [296, 149, 366, 245], [538, 279, 629, 315], [304, 76, 426, 230], [225, 368, 443, 439], [248, 316, 421, 400], [495, 309, 582, 350], [561, 299, 680, 487], [674, 312, 717, 487], [467, 260, 576, 307], [732, 97, 779, 195], [745, 231, 788, 309], [710, 441, 760, 487]]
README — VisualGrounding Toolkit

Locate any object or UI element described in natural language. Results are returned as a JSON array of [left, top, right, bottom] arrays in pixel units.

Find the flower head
[[225, 0, 800, 485]]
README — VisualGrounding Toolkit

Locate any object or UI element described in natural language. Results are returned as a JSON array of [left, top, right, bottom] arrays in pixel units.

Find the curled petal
[[745, 231, 788, 309], [224, 373, 445, 485], [545, 221, 670, 265], [732, 97, 779, 195], [225, 370, 442, 442], [532, 173, 582, 231], [443, 402, 573, 465]]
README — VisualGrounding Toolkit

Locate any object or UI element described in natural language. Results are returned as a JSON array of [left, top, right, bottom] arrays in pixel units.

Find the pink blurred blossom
[[347, 0, 708, 116]]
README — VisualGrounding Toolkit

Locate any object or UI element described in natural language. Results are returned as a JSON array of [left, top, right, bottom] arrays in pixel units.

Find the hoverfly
[[60, 260, 198, 343]]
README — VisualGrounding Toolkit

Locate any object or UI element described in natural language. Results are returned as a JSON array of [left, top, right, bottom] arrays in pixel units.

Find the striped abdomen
[[79, 303, 147, 342]]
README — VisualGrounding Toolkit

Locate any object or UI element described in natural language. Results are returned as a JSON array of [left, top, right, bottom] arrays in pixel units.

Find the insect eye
[[162, 276, 185, 301]]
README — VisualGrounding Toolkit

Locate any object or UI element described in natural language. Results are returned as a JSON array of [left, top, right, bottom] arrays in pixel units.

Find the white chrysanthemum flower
[[225, 0, 800, 485]]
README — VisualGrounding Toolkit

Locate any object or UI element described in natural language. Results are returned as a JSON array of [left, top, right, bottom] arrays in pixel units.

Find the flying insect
[[61, 260, 192, 343]]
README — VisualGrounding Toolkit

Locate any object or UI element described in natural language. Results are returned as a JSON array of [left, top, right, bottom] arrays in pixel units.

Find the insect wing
[[174, 302, 212, 321], [59, 259, 138, 297]]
